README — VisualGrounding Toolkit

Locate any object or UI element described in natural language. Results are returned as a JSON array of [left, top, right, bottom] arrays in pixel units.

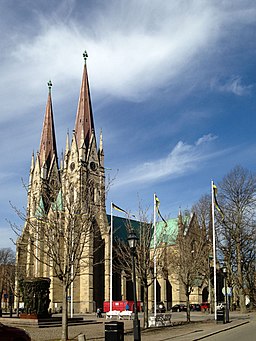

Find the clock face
[[70, 162, 75, 171], [90, 161, 97, 171]]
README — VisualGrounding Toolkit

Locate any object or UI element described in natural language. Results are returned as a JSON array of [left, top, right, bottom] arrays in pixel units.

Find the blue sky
[[0, 0, 256, 249]]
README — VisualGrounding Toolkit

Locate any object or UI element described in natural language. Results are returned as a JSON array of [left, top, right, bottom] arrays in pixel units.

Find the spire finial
[[48, 80, 52, 92], [83, 50, 88, 63]]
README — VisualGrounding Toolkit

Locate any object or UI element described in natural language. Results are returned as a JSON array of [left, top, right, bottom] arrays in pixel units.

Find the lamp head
[[127, 229, 138, 251]]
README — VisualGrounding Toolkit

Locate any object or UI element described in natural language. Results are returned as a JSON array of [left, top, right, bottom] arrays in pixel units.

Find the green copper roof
[[152, 218, 178, 246], [107, 215, 140, 241], [107, 215, 178, 246]]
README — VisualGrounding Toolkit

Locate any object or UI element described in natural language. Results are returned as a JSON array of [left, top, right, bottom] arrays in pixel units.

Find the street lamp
[[222, 264, 229, 323], [128, 229, 141, 341]]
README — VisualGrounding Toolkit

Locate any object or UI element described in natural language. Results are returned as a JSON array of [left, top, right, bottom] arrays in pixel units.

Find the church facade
[[16, 53, 111, 313], [16, 53, 208, 314]]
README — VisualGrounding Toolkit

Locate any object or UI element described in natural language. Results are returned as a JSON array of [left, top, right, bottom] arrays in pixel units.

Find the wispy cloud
[[0, 1, 224, 122], [211, 76, 253, 96], [0, 1, 254, 124], [114, 134, 220, 187], [196, 134, 217, 146]]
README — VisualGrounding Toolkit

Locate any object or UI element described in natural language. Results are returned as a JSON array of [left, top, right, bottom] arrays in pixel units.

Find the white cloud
[[0, 0, 222, 122], [211, 76, 253, 96], [114, 134, 220, 187], [0, 1, 254, 124], [196, 134, 217, 146]]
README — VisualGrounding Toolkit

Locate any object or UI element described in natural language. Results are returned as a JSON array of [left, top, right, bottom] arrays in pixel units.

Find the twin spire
[[74, 50, 95, 149], [38, 51, 96, 172], [38, 79, 57, 170]]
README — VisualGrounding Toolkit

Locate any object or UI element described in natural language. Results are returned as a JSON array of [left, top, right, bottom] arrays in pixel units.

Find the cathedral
[[16, 52, 209, 315], [16, 52, 110, 313]]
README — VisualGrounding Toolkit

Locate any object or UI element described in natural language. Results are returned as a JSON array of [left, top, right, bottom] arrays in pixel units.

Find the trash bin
[[216, 308, 225, 324], [105, 321, 124, 341]]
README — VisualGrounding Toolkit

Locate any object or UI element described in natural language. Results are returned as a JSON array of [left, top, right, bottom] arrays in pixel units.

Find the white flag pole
[[70, 221, 74, 318], [211, 181, 217, 320], [153, 193, 157, 317], [110, 202, 113, 312], [71, 243, 74, 318]]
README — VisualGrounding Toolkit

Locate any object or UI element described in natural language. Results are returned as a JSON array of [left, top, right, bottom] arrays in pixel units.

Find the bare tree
[[192, 195, 215, 311], [113, 208, 171, 328], [0, 248, 15, 311], [243, 248, 256, 309], [0, 248, 15, 314], [217, 165, 256, 312], [169, 211, 209, 322], [192, 194, 212, 243], [11, 178, 104, 341]]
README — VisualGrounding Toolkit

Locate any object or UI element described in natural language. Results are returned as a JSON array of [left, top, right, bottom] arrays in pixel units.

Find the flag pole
[[69, 219, 74, 318], [153, 193, 157, 317], [110, 202, 113, 312], [211, 181, 217, 320]]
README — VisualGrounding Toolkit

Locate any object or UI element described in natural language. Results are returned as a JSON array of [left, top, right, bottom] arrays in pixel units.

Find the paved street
[[203, 313, 256, 341]]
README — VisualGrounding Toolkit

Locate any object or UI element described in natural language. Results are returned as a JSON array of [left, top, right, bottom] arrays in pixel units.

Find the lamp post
[[128, 229, 141, 341], [222, 264, 229, 323]]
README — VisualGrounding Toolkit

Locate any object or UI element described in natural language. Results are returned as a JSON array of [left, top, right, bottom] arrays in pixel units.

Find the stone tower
[[16, 53, 110, 313]]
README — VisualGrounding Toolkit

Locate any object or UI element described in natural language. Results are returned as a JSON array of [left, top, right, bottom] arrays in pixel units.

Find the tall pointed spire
[[74, 51, 95, 149], [39, 81, 58, 170]]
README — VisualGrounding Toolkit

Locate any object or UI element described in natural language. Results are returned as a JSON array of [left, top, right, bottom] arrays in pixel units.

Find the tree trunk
[[236, 242, 246, 313], [239, 290, 246, 313], [186, 293, 191, 322], [61, 283, 68, 341], [17, 292, 20, 317], [143, 284, 149, 328]]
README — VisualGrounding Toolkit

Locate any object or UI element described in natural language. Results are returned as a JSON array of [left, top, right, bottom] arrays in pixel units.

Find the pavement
[[0, 310, 254, 340], [119, 311, 252, 341]]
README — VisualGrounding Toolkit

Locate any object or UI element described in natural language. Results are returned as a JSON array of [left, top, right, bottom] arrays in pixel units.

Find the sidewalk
[[92, 311, 253, 341], [1, 311, 254, 340], [125, 317, 250, 341]]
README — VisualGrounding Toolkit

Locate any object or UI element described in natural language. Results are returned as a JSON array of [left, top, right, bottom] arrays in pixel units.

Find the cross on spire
[[83, 50, 88, 63], [48, 80, 52, 92]]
